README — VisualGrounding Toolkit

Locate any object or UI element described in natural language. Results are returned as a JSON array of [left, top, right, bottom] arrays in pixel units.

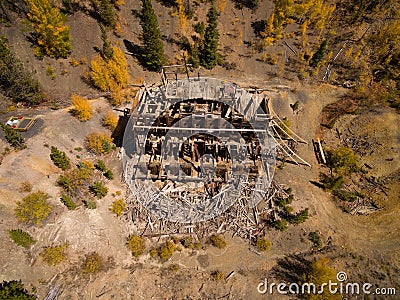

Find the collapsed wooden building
[[121, 69, 310, 241]]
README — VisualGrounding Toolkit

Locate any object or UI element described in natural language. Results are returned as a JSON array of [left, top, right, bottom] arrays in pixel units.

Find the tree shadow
[[111, 111, 130, 148], [251, 20, 266, 37], [271, 253, 311, 283]]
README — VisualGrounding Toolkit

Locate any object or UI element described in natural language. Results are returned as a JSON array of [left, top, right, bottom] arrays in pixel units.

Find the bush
[[211, 270, 225, 281], [209, 234, 227, 249], [126, 235, 146, 257], [110, 199, 125, 217], [25, 0, 72, 59], [50, 146, 70, 171], [60, 194, 76, 210], [159, 240, 176, 260], [58, 166, 94, 198], [150, 240, 176, 261], [103, 169, 113, 180], [0, 280, 35, 299], [19, 181, 33, 193], [8, 229, 35, 249], [302, 257, 340, 300], [83, 251, 103, 273], [1, 124, 25, 149], [326, 147, 358, 175], [255, 237, 271, 251], [0, 36, 44, 105], [291, 208, 309, 225], [102, 110, 118, 131], [71, 95, 93, 122], [85, 132, 115, 155], [319, 173, 344, 191], [15, 191, 52, 225], [40, 244, 68, 266], [84, 199, 97, 209], [181, 236, 194, 249], [90, 181, 108, 198], [95, 160, 107, 172], [273, 219, 288, 231], [308, 232, 322, 249]]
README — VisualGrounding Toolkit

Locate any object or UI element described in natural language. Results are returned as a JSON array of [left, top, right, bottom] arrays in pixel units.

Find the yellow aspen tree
[[24, 0, 72, 58]]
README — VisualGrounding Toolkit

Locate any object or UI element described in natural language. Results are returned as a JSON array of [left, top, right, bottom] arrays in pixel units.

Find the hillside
[[0, 0, 399, 299]]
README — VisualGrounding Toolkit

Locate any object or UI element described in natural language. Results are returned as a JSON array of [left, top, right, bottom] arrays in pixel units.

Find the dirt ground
[[0, 0, 399, 298], [0, 80, 398, 298]]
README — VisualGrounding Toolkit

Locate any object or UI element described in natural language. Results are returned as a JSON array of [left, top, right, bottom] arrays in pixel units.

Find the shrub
[[8, 229, 35, 248], [102, 110, 118, 131], [159, 240, 176, 260], [0, 124, 25, 149], [326, 147, 358, 175], [302, 257, 340, 300], [95, 160, 107, 172], [15, 191, 52, 225], [255, 237, 271, 251], [291, 208, 309, 225], [71, 94, 93, 122], [0, 280, 35, 299], [25, 0, 72, 59], [273, 219, 288, 231], [103, 169, 114, 180], [85, 132, 115, 155], [319, 173, 344, 191], [60, 194, 76, 210], [19, 181, 33, 193], [40, 244, 68, 266], [58, 166, 93, 198], [308, 232, 322, 249], [84, 199, 97, 209], [83, 251, 103, 273], [0, 36, 44, 105], [126, 235, 146, 257], [90, 181, 108, 198], [209, 234, 227, 249], [50, 146, 70, 170], [110, 199, 125, 217], [181, 236, 194, 249], [211, 270, 224, 281]]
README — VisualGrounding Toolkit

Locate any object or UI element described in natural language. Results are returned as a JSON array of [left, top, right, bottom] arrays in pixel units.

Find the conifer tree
[[100, 24, 114, 60], [201, 5, 219, 69], [140, 0, 165, 71], [97, 0, 116, 28], [310, 39, 327, 68], [0, 36, 43, 105], [24, 0, 72, 59]]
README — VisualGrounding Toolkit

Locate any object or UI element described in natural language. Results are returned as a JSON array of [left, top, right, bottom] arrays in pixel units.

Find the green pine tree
[[201, 5, 219, 69], [310, 39, 327, 68], [97, 0, 116, 28], [100, 24, 114, 60], [140, 0, 165, 71], [0, 280, 35, 299], [0, 36, 44, 105]]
